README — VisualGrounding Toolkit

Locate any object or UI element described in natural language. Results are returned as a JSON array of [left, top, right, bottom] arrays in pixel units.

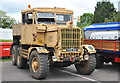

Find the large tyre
[[17, 47, 27, 69], [11, 45, 19, 66], [95, 54, 104, 68], [29, 51, 49, 79], [75, 54, 96, 75]]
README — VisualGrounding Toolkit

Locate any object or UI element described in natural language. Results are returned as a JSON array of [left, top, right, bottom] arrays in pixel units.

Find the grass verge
[[0, 40, 13, 42], [0, 59, 11, 62]]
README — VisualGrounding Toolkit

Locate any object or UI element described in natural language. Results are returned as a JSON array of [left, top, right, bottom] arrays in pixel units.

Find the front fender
[[28, 47, 49, 58], [82, 45, 96, 54]]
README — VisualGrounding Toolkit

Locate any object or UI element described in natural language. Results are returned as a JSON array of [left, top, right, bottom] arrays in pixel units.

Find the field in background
[[0, 58, 11, 61], [0, 40, 13, 42]]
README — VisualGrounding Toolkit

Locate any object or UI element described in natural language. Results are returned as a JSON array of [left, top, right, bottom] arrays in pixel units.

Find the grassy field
[[0, 59, 12, 62], [0, 56, 11, 62], [0, 40, 13, 42]]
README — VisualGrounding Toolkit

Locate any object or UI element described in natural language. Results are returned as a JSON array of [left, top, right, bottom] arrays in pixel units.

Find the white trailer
[[0, 28, 13, 40], [90, 31, 119, 40]]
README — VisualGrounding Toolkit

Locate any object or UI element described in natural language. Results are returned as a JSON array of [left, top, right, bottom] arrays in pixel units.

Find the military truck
[[11, 5, 96, 79]]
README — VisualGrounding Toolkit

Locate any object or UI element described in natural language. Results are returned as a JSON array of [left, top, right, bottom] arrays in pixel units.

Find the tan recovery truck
[[11, 6, 96, 79]]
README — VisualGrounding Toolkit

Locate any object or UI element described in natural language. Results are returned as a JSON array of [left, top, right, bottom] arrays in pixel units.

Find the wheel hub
[[17, 55, 20, 65], [12, 50, 15, 62], [32, 57, 38, 72], [12, 54, 15, 61]]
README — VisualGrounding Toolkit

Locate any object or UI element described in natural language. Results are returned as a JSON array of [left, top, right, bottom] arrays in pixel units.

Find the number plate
[[66, 49, 78, 52]]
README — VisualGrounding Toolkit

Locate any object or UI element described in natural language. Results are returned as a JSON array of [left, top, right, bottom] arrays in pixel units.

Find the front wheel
[[29, 51, 49, 79], [75, 54, 96, 75]]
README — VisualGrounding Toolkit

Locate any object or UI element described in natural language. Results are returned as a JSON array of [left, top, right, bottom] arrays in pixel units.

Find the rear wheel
[[75, 54, 96, 75], [11, 45, 19, 66], [29, 51, 49, 79], [95, 54, 104, 68], [17, 47, 27, 69]]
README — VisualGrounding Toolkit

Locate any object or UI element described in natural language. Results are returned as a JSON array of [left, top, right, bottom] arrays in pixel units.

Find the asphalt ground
[[1, 61, 120, 83]]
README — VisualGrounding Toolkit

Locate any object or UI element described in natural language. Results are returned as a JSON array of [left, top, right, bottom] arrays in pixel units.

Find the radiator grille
[[61, 28, 81, 49]]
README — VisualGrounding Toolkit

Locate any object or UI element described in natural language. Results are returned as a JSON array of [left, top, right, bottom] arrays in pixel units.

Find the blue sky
[[0, 0, 119, 23]]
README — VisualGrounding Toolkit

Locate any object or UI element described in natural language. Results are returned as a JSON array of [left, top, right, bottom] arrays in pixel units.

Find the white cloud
[[0, 0, 119, 22], [7, 13, 21, 23]]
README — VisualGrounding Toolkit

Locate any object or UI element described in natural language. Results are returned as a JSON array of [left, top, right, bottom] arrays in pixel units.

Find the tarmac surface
[[1, 61, 120, 83]]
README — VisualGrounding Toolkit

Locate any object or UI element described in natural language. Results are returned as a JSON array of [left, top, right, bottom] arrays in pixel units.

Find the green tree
[[77, 13, 94, 28], [92, 0, 116, 23], [104, 12, 119, 22], [0, 10, 16, 29], [117, 12, 120, 22]]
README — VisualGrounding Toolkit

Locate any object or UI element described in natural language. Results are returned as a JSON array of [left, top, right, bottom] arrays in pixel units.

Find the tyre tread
[[29, 51, 49, 79], [75, 54, 96, 75]]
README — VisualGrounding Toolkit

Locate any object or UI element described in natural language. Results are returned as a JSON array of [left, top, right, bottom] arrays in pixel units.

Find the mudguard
[[28, 47, 49, 58], [82, 45, 96, 54]]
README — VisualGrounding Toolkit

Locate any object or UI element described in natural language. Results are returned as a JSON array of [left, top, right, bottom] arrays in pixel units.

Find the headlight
[[84, 55, 89, 60], [52, 56, 58, 61]]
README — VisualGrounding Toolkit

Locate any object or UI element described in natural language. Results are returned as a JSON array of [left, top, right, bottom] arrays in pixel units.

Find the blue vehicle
[[83, 22, 120, 68]]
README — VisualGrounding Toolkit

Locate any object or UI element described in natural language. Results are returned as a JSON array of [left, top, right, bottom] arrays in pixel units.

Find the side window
[[56, 14, 72, 22], [22, 13, 33, 24], [22, 14, 26, 24], [27, 13, 33, 24]]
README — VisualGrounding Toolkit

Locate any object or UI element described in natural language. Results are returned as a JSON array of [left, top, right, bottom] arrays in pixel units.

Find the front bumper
[[52, 52, 84, 62]]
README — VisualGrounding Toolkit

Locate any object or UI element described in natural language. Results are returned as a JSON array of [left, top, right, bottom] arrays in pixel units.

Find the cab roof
[[21, 7, 74, 15]]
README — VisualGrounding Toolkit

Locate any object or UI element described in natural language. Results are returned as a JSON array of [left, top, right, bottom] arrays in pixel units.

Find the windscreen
[[37, 12, 72, 25], [37, 12, 55, 24], [56, 14, 72, 22], [37, 12, 55, 18]]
